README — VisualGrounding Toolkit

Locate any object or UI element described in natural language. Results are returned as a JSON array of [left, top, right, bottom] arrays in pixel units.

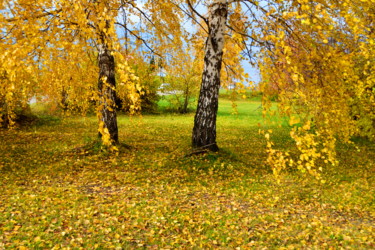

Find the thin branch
[[6, 9, 62, 22], [222, 59, 241, 78], [171, 1, 208, 34], [128, 2, 174, 42], [128, 2, 156, 29], [186, 0, 208, 26], [115, 22, 162, 57], [226, 24, 264, 46], [0, 25, 17, 40]]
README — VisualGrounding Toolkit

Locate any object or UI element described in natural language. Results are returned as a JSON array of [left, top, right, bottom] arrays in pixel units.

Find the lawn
[[0, 98, 374, 248]]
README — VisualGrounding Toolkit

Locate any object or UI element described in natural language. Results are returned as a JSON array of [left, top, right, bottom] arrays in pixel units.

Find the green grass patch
[[0, 99, 374, 248]]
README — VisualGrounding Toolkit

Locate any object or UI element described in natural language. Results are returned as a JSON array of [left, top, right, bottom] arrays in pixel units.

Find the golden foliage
[[259, 0, 375, 177]]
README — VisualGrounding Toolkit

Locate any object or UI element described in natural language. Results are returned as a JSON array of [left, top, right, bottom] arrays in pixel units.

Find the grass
[[0, 98, 374, 248]]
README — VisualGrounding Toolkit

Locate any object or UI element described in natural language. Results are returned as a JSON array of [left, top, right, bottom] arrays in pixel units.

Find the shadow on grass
[[69, 139, 133, 157]]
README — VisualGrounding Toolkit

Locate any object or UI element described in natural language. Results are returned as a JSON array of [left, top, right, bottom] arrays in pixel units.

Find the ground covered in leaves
[[0, 100, 374, 248]]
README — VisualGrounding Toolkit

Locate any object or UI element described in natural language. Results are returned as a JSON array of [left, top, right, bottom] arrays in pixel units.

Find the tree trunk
[[0, 95, 8, 128], [98, 42, 118, 144], [182, 84, 189, 114], [60, 87, 68, 111], [192, 1, 228, 152]]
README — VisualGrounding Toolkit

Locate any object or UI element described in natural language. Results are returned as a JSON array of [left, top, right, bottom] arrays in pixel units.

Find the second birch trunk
[[192, 1, 228, 151]]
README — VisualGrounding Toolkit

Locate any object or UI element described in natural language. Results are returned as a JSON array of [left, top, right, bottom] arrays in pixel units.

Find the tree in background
[[163, 44, 202, 113], [117, 55, 162, 114]]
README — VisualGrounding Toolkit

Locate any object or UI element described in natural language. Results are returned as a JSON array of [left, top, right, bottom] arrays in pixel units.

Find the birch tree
[[188, 0, 373, 177], [191, 0, 228, 151], [187, 0, 251, 151]]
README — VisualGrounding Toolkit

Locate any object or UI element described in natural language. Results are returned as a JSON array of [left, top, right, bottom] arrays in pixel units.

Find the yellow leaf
[[289, 116, 300, 126], [265, 133, 270, 140]]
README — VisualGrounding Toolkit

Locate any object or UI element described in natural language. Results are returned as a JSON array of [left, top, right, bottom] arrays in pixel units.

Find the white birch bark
[[192, 1, 228, 151]]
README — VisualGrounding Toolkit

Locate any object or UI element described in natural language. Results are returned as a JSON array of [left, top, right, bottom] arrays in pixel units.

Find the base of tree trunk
[[192, 142, 219, 152]]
